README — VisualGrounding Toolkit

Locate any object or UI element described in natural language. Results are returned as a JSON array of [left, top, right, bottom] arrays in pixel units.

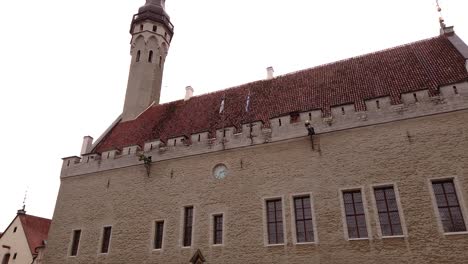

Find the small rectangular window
[[70, 230, 81, 256], [101, 226, 112, 254], [154, 221, 164, 249], [213, 215, 223, 245], [374, 186, 403, 236], [183, 207, 194, 247], [266, 199, 284, 244], [432, 180, 466, 233], [294, 196, 314, 243], [343, 190, 368, 239]]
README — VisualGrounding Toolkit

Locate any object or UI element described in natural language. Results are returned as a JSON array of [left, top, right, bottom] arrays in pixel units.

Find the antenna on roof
[[436, 0, 446, 29]]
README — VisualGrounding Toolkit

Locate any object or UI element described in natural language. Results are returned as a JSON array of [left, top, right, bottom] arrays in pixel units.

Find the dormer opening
[[290, 112, 300, 123]]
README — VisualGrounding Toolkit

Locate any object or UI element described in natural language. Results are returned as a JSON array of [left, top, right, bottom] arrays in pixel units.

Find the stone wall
[[44, 109, 468, 264]]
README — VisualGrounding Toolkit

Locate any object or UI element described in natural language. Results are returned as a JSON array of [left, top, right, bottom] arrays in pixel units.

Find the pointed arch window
[[136, 50, 141, 62], [148, 51, 154, 63]]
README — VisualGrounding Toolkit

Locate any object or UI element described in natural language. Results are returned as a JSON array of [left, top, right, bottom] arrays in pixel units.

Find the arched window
[[2, 253, 11, 264], [148, 51, 153, 63], [136, 50, 141, 62]]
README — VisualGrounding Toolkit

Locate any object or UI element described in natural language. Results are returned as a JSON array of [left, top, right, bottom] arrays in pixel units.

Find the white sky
[[0, 0, 467, 230]]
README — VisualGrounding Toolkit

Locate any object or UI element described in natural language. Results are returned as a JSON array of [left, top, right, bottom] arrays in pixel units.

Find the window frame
[[428, 176, 468, 235], [370, 183, 407, 238], [152, 220, 165, 251], [289, 192, 318, 244], [262, 196, 287, 246], [98, 225, 113, 255], [69, 229, 82, 257], [210, 212, 225, 246], [181, 206, 195, 248], [339, 187, 372, 241]]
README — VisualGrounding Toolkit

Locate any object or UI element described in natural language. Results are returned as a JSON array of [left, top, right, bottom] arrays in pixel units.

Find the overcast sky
[[0, 0, 467, 230]]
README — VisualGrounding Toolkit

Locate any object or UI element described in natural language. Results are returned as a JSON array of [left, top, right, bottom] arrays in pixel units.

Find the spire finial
[[17, 188, 28, 215], [436, 0, 446, 29]]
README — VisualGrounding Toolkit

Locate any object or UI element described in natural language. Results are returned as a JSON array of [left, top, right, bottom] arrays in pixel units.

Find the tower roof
[[131, 0, 173, 36]]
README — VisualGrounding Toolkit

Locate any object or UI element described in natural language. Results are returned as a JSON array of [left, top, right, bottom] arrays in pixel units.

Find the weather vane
[[436, 0, 446, 29], [22, 188, 28, 211]]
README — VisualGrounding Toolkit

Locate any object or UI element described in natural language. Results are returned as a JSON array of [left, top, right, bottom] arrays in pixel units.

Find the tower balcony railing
[[131, 11, 174, 34]]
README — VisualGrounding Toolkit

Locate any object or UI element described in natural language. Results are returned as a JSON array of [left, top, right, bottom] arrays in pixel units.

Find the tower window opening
[[159, 56, 162, 67], [376, 100, 381, 109], [148, 51, 153, 63], [164, 32, 168, 39], [453, 86, 459, 95], [136, 50, 141, 62], [153, 25, 157, 32], [140, 24, 144, 31]]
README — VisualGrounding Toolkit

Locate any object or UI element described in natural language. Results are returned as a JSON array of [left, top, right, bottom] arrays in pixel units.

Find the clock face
[[213, 164, 228, 180]]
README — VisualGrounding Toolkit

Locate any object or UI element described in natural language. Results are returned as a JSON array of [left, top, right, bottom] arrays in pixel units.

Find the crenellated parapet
[[61, 81, 468, 178]]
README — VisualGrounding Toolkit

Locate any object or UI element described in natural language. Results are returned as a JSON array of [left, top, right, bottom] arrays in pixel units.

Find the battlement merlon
[[60, 81, 468, 178]]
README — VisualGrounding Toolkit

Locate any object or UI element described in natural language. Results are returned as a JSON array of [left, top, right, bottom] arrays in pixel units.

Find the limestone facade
[[45, 104, 468, 263]]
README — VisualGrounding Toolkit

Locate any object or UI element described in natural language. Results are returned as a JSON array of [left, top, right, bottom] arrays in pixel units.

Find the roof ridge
[[150, 35, 443, 106]]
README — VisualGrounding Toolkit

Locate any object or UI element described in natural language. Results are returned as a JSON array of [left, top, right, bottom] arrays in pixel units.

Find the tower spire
[[122, 1, 174, 121], [436, 0, 446, 29]]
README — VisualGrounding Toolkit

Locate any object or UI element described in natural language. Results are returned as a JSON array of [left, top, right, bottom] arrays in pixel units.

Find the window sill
[[152, 249, 163, 252], [265, 243, 286, 247], [444, 231, 468, 236], [181, 246, 192, 249], [347, 237, 369, 241], [381, 235, 406, 239], [210, 244, 224, 247], [294, 242, 317, 245]]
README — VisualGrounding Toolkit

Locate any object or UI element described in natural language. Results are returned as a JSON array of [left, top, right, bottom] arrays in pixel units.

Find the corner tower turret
[[122, 0, 174, 121]]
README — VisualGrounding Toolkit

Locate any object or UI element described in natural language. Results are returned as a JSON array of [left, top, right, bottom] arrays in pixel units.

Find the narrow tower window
[[159, 56, 162, 67], [70, 230, 81, 256], [100, 226, 112, 254], [153, 25, 157, 32], [136, 50, 141, 62], [140, 24, 144, 31], [183, 206, 194, 247], [148, 51, 153, 63], [154, 221, 164, 249], [213, 214, 223, 245]]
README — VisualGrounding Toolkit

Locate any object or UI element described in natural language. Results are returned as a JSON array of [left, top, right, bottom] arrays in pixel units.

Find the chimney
[[440, 25, 455, 36], [81, 136, 94, 155], [266, 66, 274, 80], [184, 86, 194, 101]]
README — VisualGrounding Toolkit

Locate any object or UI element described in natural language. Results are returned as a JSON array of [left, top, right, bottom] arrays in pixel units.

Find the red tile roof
[[94, 35, 468, 153], [19, 215, 51, 255]]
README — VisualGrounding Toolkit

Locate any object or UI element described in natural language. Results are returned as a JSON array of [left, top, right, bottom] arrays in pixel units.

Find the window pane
[[267, 199, 284, 244], [343, 190, 367, 239], [213, 215, 223, 244], [374, 186, 403, 236], [433, 180, 466, 233]]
